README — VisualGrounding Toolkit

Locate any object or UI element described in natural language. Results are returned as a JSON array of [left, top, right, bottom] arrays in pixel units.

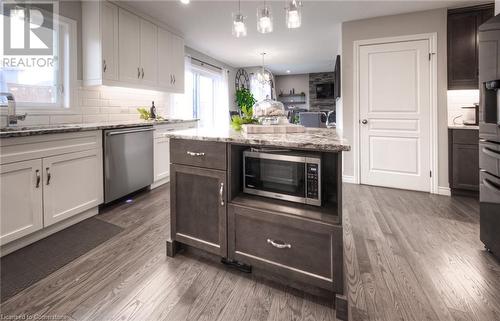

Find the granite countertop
[[0, 119, 198, 138], [448, 124, 479, 130], [165, 127, 351, 152]]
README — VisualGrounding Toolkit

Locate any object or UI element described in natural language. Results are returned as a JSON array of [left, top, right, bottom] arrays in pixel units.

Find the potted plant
[[231, 88, 258, 130]]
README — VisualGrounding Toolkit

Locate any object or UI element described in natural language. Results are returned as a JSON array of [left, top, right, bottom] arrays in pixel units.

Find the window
[[0, 13, 77, 112], [171, 58, 229, 128]]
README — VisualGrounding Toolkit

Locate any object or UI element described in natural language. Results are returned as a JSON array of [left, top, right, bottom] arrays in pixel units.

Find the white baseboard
[[437, 186, 451, 196], [342, 175, 357, 184], [150, 177, 170, 189]]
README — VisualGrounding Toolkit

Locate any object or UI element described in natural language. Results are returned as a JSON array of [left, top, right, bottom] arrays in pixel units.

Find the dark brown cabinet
[[447, 4, 494, 90], [169, 161, 227, 257], [449, 129, 479, 196]]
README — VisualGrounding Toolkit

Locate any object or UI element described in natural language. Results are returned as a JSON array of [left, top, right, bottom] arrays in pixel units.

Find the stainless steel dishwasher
[[103, 126, 154, 204]]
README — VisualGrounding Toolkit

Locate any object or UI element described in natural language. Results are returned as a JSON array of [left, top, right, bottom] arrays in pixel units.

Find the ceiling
[[123, 0, 482, 75]]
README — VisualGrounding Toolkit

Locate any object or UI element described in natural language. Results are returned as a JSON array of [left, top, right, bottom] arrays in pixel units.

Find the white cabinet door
[[158, 27, 172, 89], [0, 159, 43, 245], [43, 150, 103, 227], [140, 19, 158, 87], [154, 136, 170, 182], [101, 2, 119, 81], [118, 8, 141, 84], [171, 33, 185, 92]]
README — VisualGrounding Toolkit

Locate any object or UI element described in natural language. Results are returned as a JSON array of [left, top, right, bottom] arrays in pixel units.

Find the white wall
[[496, 0, 499, 15], [275, 74, 310, 109], [341, 8, 449, 189]]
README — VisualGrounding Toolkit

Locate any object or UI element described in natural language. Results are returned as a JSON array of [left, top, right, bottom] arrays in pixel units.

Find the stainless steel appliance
[[243, 149, 321, 206], [103, 126, 154, 204], [478, 14, 500, 258]]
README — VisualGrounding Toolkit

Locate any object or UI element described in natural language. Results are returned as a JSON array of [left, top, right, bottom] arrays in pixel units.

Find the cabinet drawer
[[170, 139, 226, 170], [228, 204, 342, 291], [452, 129, 479, 145], [480, 140, 500, 178]]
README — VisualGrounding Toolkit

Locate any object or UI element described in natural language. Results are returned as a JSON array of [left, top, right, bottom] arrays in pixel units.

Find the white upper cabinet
[[118, 8, 141, 84], [139, 19, 158, 87], [158, 28, 185, 92], [83, 1, 184, 93], [82, 1, 119, 85], [101, 2, 119, 81]]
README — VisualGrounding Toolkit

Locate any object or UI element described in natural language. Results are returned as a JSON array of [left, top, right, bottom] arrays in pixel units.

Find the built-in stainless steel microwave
[[243, 149, 321, 206]]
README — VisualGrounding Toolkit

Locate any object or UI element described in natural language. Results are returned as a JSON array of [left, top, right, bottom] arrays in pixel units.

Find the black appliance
[[478, 14, 500, 259], [243, 149, 321, 206]]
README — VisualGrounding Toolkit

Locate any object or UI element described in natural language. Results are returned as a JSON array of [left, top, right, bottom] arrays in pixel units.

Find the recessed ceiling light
[[286, 70, 291, 73], [180, 0, 190, 4]]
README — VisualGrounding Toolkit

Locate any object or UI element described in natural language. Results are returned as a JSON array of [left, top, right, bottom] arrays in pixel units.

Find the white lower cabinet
[[43, 150, 103, 227], [0, 131, 103, 248], [154, 136, 170, 183], [0, 159, 43, 245]]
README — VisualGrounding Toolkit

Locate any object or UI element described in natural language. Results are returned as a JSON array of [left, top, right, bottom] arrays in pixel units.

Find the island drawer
[[228, 204, 343, 291], [170, 139, 227, 170]]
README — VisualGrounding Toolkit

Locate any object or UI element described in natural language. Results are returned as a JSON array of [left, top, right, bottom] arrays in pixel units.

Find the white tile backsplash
[[447, 90, 479, 126], [11, 85, 171, 126]]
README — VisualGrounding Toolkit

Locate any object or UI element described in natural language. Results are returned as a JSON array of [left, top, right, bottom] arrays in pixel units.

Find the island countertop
[[165, 127, 351, 152]]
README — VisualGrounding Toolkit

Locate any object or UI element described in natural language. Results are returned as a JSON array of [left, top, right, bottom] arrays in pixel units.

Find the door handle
[[106, 127, 155, 136], [267, 238, 291, 249], [137, 67, 140, 78], [141, 68, 144, 79], [46, 167, 51, 185], [170, 74, 173, 85], [361, 119, 368, 124], [35, 169, 41, 188], [186, 151, 205, 157], [103, 60, 107, 73], [173, 75, 176, 85], [219, 182, 225, 206]]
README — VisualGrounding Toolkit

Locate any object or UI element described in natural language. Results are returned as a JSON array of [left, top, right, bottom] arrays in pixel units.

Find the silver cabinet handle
[[106, 127, 155, 136], [137, 67, 140, 78], [170, 74, 173, 85], [103, 59, 107, 73], [186, 151, 205, 157], [35, 169, 41, 188], [141, 67, 144, 79], [219, 182, 225, 206], [46, 167, 51, 185], [267, 238, 291, 249]]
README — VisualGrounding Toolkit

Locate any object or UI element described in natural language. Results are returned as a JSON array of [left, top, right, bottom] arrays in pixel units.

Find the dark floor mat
[[1, 217, 123, 302]]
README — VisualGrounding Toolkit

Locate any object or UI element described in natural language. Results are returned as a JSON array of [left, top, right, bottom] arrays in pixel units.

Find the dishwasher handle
[[106, 127, 154, 136]]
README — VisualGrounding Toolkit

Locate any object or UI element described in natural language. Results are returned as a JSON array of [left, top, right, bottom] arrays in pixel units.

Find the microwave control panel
[[306, 163, 319, 199]]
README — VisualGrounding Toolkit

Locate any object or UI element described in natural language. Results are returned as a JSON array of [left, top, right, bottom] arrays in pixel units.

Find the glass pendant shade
[[257, 5, 273, 34], [286, 1, 302, 29], [232, 13, 247, 37]]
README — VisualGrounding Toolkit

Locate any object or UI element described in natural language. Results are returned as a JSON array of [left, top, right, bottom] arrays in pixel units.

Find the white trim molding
[[352, 32, 439, 194], [342, 175, 356, 184], [437, 186, 451, 196]]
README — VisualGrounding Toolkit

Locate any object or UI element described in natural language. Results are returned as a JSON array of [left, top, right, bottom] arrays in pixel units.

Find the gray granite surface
[[0, 119, 198, 138], [165, 127, 351, 152], [448, 125, 479, 130]]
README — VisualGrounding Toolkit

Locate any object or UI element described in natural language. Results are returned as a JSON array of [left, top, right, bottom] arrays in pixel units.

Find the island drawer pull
[[186, 151, 205, 157], [267, 238, 291, 249]]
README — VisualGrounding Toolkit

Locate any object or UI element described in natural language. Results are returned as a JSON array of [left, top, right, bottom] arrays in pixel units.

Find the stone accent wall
[[309, 72, 335, 111]]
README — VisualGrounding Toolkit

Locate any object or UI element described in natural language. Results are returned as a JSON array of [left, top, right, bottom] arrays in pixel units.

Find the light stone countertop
[[165, 126, 351, 152], [0, 119, 198, 138]]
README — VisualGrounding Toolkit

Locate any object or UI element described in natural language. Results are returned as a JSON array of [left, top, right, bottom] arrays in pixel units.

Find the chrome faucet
[[0, 92, 27, 127]]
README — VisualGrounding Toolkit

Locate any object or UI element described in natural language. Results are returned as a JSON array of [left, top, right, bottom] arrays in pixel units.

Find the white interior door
[[359, 39, 431, 192]]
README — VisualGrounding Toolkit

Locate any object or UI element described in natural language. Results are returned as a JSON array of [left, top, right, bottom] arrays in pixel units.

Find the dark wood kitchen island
[[164, 127, 351, 320]]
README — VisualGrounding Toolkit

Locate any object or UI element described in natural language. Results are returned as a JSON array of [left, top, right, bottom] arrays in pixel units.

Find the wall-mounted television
[[316, 82, 335, 99]]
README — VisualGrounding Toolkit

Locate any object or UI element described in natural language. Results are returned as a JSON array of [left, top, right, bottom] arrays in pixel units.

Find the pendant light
[[257, 53, 271, 85], [232, 0, 247, 38], [286, 0, 302, 29], [257, 1, 273, 34]]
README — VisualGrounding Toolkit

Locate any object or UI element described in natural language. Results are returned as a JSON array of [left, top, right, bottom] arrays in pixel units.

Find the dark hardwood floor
[[1, 183, 498, 321]]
